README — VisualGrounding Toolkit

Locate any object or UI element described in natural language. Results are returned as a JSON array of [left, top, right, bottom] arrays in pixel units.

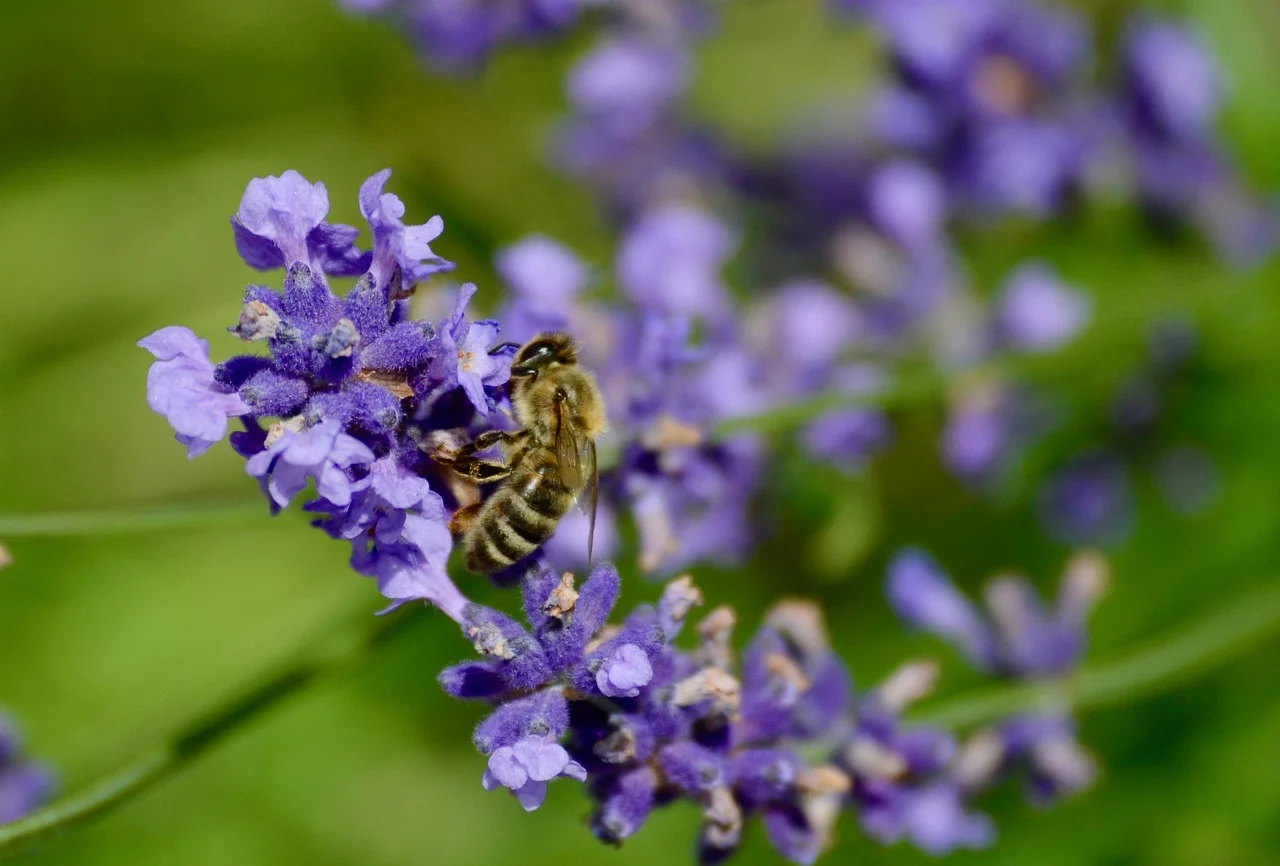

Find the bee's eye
[[521, 341, 557, 363]]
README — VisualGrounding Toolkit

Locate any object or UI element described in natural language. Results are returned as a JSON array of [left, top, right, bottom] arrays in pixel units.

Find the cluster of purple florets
[[439, 550, 1105, 861], [140, 169, 518, 613], [0, 714, 52, 825]]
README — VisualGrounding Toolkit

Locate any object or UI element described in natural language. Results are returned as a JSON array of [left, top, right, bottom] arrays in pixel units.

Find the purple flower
[[246, 421, 375, 509], [484, 735, 588, 811], [1124, 20, 1220, 143], [870, 0, 1004, 88], [995, 714, 1096, 805], [942, 386, 1009, 482], [437, 284, 510, 415], [887, 548, 1109, 678], [496, 235, 590, 309], [755, 279, 863, 382], [993, 262, 1091, 352], [966, 119, 1085, 217], [345, 0, 583, 72], [231, 170, 331, 269], [801, 366, 891, 472], [597, 643, 654, 698], [139, 326, 250, 458], [863, 782, 995, 855], [865, 160, 947, 252], [617, 204, 738, 322], [567, 37, 688, 139], [312, 465, 464, 616], [359, 168, 454, 292]]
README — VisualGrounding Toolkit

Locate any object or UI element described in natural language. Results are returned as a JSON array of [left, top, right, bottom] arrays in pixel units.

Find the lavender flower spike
[[139, 326, 250, 458], [145, 168, 514, 611]]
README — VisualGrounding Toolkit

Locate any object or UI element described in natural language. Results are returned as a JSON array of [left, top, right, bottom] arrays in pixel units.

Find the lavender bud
[[658, 575, 703, 640], [876, 659, 940, 713], [541, 573, 579, 625], [700, 786, 743, 851], [231, 299, 282, 342], [951, 730, 1008, 792], [696, 606, 737, 670], [845, 735, 908, 781], [673, 667, 741, 717], [469, 623, 516, 660], [323, 318, 360, 358], [763, 599, 830, 660]]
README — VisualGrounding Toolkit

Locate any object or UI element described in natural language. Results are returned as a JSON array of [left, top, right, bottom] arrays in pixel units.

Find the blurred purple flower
[[617, 203, 738, 322], [0, 714, 53, 825], [1124, 20, 1220, 143], [865, 160, 948, 252], [993, 262, 1091, 352], [1039, 451, 1134, 547], [887, 548, 1109, 677], [342, 0, 584, 72]]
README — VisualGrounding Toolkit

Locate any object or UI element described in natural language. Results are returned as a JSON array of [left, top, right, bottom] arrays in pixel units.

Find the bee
[[438, 332, 607, 574]]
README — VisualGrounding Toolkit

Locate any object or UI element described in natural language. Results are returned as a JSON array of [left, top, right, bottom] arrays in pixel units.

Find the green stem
[[712, 368, 948, 439], [913, 582, 1280, 729], [0, 604, 417, 859], [0, 502, 265, 538]]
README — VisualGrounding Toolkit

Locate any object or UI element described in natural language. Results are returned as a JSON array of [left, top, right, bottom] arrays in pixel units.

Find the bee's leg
[[449, 503, 482, 538], [432, 429, 524, 466], [450, 457, 514, 484], [454, 429, 524, 459]]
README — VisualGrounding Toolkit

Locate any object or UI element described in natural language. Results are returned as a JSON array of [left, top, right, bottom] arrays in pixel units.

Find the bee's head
[[510, 332, 578, 379]]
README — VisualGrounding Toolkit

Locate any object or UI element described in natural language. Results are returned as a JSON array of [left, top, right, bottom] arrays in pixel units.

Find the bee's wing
[[554, 395, 587, 494], [584, 438, 599, 567], [554, 395, 598, 564]]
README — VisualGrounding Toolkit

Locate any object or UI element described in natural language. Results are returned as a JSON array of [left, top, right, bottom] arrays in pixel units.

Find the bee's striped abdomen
[[464, 455, 574, 574]]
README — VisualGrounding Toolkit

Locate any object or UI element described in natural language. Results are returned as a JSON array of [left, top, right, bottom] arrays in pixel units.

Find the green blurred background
[[2, 0, 1280, 863]]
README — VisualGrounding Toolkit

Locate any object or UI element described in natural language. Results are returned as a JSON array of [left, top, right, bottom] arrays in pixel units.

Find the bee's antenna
[[488, 342, 521, 356]]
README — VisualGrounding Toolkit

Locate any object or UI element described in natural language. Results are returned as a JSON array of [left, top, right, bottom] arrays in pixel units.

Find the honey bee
[[438, 332, 607, 574]]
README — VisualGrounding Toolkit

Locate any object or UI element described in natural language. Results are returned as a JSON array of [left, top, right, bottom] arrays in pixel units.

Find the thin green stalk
[[712, 369, 948, 439], [0, 604, 417, 859], [913, 582, 1280, 729], [0, 502, 265, 538]]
